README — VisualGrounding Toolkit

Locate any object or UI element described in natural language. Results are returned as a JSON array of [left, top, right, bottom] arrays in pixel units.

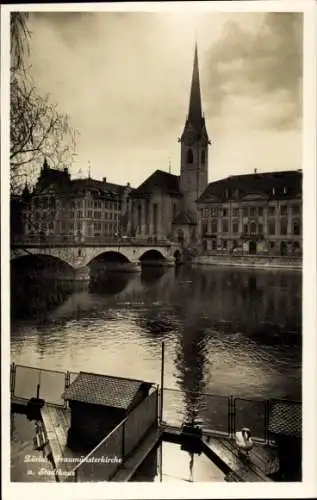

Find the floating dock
[[40, 405, 82, 481], [163, 424, 278, 482], [201, 436, 277, 482]]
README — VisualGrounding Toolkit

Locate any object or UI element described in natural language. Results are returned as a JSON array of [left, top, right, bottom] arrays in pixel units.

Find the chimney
[[254, 168, 257, 174], [103, 177, 107, 183], [64, 167, 69, 174]]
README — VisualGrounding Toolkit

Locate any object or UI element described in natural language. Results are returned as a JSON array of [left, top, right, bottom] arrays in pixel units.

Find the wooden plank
[[219, 438, 278, 478], [225, 471, 243, 482], [111, 428, 162, 482], [41, 405, 77, 481], [203, 436, 242, 471], [202, 437, 272, 482]]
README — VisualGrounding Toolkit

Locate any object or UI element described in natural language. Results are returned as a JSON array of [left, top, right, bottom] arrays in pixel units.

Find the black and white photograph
[[2, 1, 317, 498]]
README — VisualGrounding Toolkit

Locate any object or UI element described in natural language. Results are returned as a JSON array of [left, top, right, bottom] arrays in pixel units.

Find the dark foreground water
[[11, 265, 301, 401]]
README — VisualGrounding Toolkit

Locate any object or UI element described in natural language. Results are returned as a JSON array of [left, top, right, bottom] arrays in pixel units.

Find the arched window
[[187, 149, 193, 164], [201, 149, 206, 163]]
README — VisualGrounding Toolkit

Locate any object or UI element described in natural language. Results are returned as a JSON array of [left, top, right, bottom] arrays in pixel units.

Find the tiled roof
[[62, 371, 148, 410], [172, 210, 197, 225], [70, 178, 130, 197], [268, 400, 302, 438], [197, 170, 302, 203], [32, 163, 133, 198], [33, 167, 71, 193], [131, 170, 182, 197]]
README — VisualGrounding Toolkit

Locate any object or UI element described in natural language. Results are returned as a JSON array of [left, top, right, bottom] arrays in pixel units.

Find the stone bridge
[[11, 241, 182, 276]]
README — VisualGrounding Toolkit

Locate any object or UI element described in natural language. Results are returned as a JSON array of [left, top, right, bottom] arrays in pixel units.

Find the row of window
[[25, 221, 118, 235], [25, 210, 120, 221], [203, 239, 301, 251], [201, 204, 301, 218], [31, 197, 121, 210], [202, 219, 301, 236]]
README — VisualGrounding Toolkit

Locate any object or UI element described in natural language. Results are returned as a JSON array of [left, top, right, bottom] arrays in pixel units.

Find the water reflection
[[131, 440, 225, 482], [90, 272, 131, 296], [11, 265, 301, 402]]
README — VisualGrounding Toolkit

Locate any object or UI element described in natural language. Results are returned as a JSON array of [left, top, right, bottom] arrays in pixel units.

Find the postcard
[[1, 1, 316, 499]]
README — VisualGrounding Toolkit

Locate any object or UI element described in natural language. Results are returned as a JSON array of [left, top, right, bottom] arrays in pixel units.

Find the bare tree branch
[[10, 13, 77, 194]]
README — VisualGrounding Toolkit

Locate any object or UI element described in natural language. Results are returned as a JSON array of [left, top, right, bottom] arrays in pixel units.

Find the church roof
[[131, 170, 182, 198], [172, 210, 197, 225], [197, 170, 302, 203]]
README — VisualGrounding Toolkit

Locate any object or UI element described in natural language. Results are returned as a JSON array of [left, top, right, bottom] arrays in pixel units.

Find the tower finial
[[88, 161, 91, 179], [168, 157, 171, 174]]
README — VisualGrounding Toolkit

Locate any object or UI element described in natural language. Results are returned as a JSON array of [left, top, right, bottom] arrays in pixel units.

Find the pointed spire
[[188, 41, 203, 131], [43, 157, 49, 170]]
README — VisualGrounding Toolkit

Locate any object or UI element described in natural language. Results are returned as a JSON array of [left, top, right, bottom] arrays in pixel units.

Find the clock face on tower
[[182, 128, 198, 146]]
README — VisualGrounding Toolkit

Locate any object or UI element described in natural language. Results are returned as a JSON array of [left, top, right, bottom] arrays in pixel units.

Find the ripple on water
[[11, 267, 301, 400]]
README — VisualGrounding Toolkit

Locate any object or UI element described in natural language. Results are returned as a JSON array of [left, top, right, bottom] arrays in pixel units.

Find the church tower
[[179, 43, 210, 217]]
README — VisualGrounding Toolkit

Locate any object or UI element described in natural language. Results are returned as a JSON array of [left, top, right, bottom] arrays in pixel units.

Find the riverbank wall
[[192, 255, 302, 271]]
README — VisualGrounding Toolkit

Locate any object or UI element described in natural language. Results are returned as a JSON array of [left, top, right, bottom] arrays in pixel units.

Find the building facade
[[15, 159, 132, 243], [197, 171, 302, 256]]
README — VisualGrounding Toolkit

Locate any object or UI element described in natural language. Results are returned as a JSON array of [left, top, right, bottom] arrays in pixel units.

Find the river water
[[11, 265, 301, 402]]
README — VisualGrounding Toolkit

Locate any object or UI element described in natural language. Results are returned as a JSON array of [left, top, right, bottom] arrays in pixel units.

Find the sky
[[25, 7, 303, 188]]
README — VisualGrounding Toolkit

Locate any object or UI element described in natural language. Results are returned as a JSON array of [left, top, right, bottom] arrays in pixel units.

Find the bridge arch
[[88, 251, 131, 266], [139, 249, 166, 264], [11, 253, 75, 278]]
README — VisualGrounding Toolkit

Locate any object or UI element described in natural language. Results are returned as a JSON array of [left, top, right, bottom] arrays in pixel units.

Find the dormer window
[[272, 187, 275, 195], [283, 186, 287, 194], [187, 149, 193, 164]]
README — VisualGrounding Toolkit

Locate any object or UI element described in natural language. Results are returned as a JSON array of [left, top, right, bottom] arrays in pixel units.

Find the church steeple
[[179, 43, 210, 213], [188, 42, 203, 132], [180, 43, 209, 144]]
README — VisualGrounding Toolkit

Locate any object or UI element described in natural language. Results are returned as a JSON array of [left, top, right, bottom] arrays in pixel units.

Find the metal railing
[[11, 363, 73, 407], [10, 363, 301, 448], [161, 388, 301, 445]]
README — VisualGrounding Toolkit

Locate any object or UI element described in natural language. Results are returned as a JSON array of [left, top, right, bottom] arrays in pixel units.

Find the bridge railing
[[11, 234, 174, 247]]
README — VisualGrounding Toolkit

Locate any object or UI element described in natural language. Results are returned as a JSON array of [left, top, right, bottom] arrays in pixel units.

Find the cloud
[[203, 13, 303, 130], [22, 11, 303, 185]]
